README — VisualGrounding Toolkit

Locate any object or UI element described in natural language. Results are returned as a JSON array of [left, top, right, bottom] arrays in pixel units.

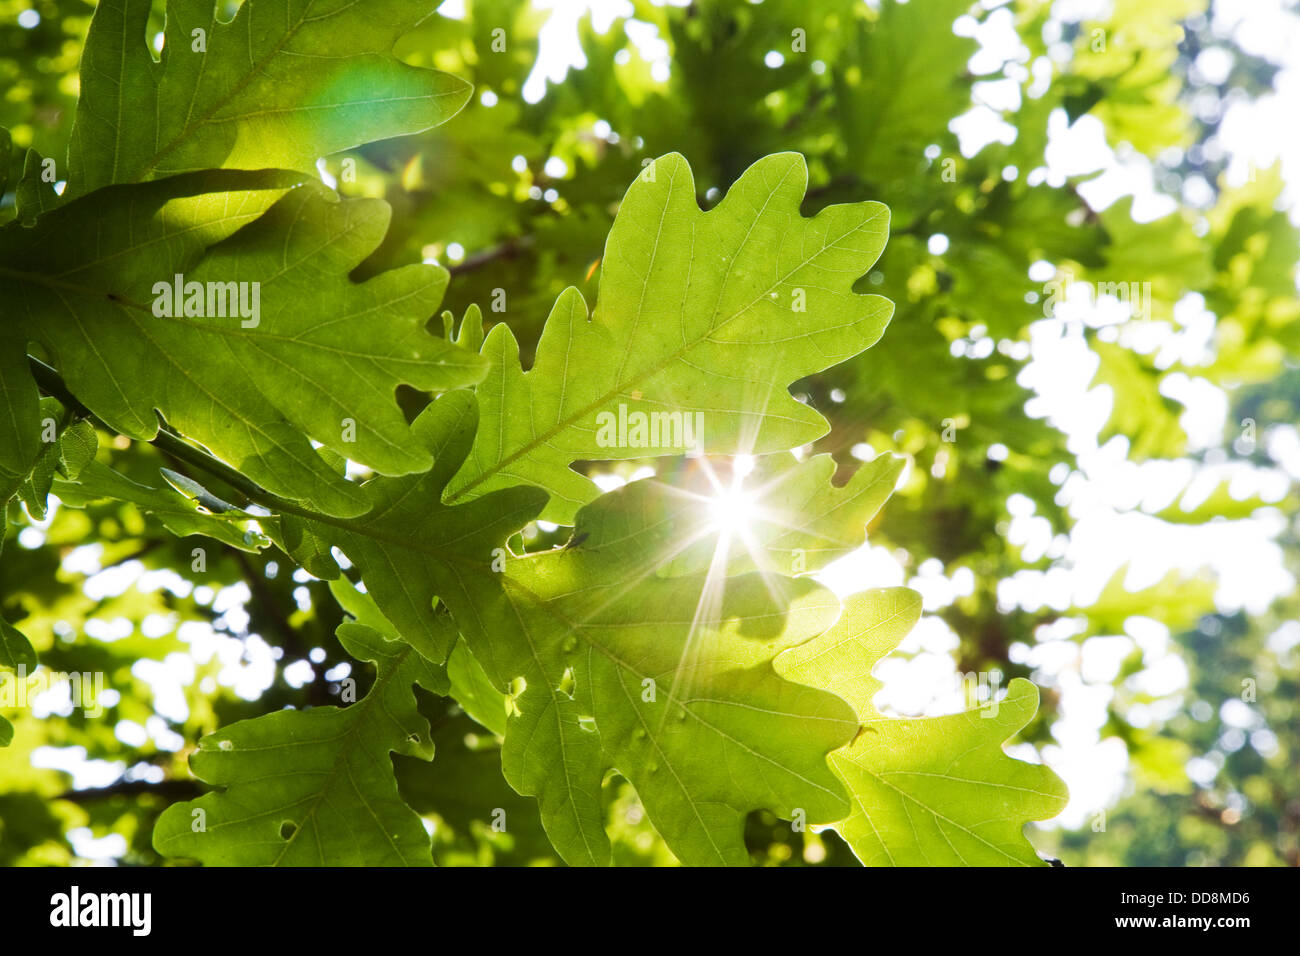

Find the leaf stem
[[27, 354, 323, 521]]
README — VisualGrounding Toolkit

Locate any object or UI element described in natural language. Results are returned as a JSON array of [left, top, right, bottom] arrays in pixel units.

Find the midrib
[[273, 641, 420, 865]]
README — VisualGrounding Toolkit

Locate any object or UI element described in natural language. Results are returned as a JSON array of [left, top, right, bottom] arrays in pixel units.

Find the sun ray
[[533, 388, 840, 735]]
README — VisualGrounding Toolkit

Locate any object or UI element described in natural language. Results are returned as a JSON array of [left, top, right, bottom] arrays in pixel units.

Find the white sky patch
[[115, 720, 148, 748], [316, 157, 337, 190], [951, 104, 1018, 156], [1160, 372, 1229, 450], [141, 613, 176, 638], [591, 473, 627, 493], [283, 659, 317, 688], [82, 561, 145, 601], [145, 714, 186, 752], [132, 656, 194, 724], [522, 0, 636, 102], [814, 544, 906, 597], [1211, 0, 1300, 216], [177, 619, 277, 701], [961, 6, 1029, 76], [84, 617, 133, 642], [212, 582, 252, 633], [30, 746, 125, 790], [62, 543, 104, 575], [67, 828, 128, 864]]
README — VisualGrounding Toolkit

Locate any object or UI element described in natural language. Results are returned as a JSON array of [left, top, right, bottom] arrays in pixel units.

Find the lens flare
[[706, 485, 757, 535]]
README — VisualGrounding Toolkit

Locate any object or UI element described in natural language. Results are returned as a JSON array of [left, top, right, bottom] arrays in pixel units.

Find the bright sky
[[15, 0, 1299, 858]]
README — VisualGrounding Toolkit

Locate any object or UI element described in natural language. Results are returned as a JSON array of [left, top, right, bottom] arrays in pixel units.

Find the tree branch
[[29, 354, 323, 522], [55, 778, 203, 804], [446, 234, 534, 276]]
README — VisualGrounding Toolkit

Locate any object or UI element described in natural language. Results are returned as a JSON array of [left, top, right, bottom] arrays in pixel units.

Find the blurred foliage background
[[1, 0, 1297, 866]]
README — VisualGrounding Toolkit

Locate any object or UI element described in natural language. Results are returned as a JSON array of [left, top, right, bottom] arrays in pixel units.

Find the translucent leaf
[[445, 152, 893, 522], [0, 171, 486, 516], [66, 0, 471, 196], [52, 461, 269, 552], [280, 392, 861, 865], [152, 593, 450, 866], [778, 589, 1069, 866]]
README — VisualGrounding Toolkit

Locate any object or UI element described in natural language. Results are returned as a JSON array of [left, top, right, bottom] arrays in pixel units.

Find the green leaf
[[0, 395, 96, 525], [1, 397, 62, 513], [657, 450, 906, 577], [1077, 563, 1217, 636], [276, 392, 549, 660], [494, 500, 858, 866], [834, 0, 979, 186], [1148, 476, 1286, 524], [152, 598, 450, 866], [0, 357, 46, 498], [1098, 199, 1212, 313], [55, 422, 97, 480], [1092, 341, 1186, 460], [0, 612, 37, 751], [394, 701, 558, 866], [446, 303, 486, 354], [267, 515, 342, 582], [0, 618, 38, 672], [66, 0, 472, 197], [15, 149, 57, 224], [159, 467, 238, 514], [281, 391, 860, 866], [0, 402, 94, 688], [0, 127, 10, 202], [17, 417, 99, 521], [52, 460, 269, 552], [446, 638, 509, 737], [778, 588, 1069, 866], [445, 152, 893, 522], [0, 170, 487, 517]]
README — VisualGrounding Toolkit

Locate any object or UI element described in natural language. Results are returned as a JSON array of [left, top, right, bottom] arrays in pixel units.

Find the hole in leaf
[[280, 821, 297, 840]]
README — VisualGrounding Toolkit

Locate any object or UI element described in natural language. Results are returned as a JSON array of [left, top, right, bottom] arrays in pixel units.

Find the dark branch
[[29, 354, 322, 521], [55, 779, 203, 804], [447, 234, 535, 276]]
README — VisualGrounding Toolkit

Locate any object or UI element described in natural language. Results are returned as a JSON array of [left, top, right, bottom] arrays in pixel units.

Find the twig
[[54, 779, 203, 804], [447, 235, 535, 276], [29, 354, 320, 522]]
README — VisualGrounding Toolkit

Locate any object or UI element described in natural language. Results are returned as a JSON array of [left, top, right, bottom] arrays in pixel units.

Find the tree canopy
[[0, 0, 1295, 867]]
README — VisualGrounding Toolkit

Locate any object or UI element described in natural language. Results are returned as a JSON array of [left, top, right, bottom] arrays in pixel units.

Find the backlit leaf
[[66, 0, 472, 196], [445, 152, 893, 522], [0, 171, 486, 517], [778, 588, 1069, 865], [151, 585, 449, 866]]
